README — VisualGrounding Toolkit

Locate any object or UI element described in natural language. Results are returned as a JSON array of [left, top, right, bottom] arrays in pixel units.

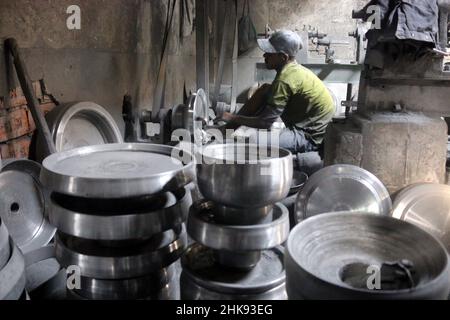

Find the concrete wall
[[0, 0, 197, 133]]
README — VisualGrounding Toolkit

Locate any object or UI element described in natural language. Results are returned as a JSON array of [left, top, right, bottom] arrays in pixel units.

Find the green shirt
[[266, 62, 335, 145]]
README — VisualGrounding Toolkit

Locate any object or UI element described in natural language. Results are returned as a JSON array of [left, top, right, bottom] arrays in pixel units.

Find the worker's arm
[[222, 105, 283, 129]]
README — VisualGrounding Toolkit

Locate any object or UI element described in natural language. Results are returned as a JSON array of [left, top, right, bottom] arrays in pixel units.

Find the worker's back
[[268, 61, 335, 145]]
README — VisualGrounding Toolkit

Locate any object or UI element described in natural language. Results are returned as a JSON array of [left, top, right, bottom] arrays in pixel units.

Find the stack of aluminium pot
[[181, 144, 292, 300], [40, 144, 195, 300]]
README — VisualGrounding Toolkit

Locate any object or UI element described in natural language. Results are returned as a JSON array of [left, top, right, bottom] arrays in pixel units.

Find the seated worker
[[220, 30, 335, 154]]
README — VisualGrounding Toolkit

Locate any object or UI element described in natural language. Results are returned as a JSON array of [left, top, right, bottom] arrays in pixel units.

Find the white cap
[[257, 30, 303, 57]]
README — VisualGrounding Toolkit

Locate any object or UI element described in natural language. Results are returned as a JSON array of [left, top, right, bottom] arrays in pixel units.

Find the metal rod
[[196, 0, 210, 99], [4, 38, 56, 156]]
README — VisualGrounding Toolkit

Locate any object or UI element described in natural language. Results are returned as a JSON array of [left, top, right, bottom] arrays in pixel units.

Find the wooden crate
[[0, 135, 31, 160], [0, 107, 31, 143]]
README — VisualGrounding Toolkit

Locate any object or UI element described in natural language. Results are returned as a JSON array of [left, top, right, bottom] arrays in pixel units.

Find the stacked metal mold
[[0, 217, 26, 300], [181, 144, 293, 300], [39, 143, 195, 300]]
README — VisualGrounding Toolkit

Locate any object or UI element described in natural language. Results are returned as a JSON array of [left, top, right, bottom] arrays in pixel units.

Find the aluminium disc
[[40, 143, 195, 198], [0, 171, 55, 253], [294, 164, 392, 224], [392, 183, 450, 254]]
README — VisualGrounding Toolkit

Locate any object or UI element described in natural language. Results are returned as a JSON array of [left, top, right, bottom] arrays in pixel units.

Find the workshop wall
[[0, 0, 196, 133], [211, 0, 368, 102]]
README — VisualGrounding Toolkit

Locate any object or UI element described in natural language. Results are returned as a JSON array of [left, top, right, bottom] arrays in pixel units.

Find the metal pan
[[49, 188, 192, 240], [55, 227, 187, 279], [294, 164, 392, 224], [187, 200, 290, 251], [40, 143, 196, 198]]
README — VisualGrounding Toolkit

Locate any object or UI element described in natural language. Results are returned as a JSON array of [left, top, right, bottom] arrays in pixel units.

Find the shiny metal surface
[[49, 188, 192, 240], [187, 201, 290, 251], [38, 101, 122, 159], [181, 244, 286, 300], [213, 250, 262, 270], [286, 212, 450, 300], [24, 245, 64, 299], [288, 171, 308, 196], [41, 143, 195, 198], [392, 183, 450, 254], [213, 204, 273, 225], [0, 240, 26, 300], [55, 228, 186, 279], [294, 164, 392, 224], [197, 144, 293, 208], [2, 159, 42, 181], [0, 171, 55, 253], [0, 219, 10, 270], [171, 89, 209, 145], [70, 263, 177, 300]]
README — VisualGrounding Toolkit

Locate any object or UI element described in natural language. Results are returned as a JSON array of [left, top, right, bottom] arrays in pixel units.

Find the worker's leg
[[278, 128, 317, 154]]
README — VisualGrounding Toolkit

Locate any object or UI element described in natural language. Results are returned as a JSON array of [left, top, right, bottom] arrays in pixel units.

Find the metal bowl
[[286, 212, 450, 300], [197, 144, 293, 208]]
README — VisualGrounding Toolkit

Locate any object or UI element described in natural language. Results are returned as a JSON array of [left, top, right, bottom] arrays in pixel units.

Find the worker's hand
[[221, 112, 235, 123]]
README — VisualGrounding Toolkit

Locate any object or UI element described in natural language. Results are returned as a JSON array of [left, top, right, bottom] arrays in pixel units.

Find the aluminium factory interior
[[1, 0, 450, 302]]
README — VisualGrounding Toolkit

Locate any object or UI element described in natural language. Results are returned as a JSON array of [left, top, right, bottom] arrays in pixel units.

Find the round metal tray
[[40, 143, 196, 198], [0, 170, 55, 253], [392, 183, 450, 253], [49, 188, 192, 240], [294, 164, 392, 224], [0, 239, 26, 300], [55, 227, 187, 279], [187, 201, 290, 251], [286, 212, 450, 300], [33, 101, 123, 162], [180, 244, 286, 300]]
